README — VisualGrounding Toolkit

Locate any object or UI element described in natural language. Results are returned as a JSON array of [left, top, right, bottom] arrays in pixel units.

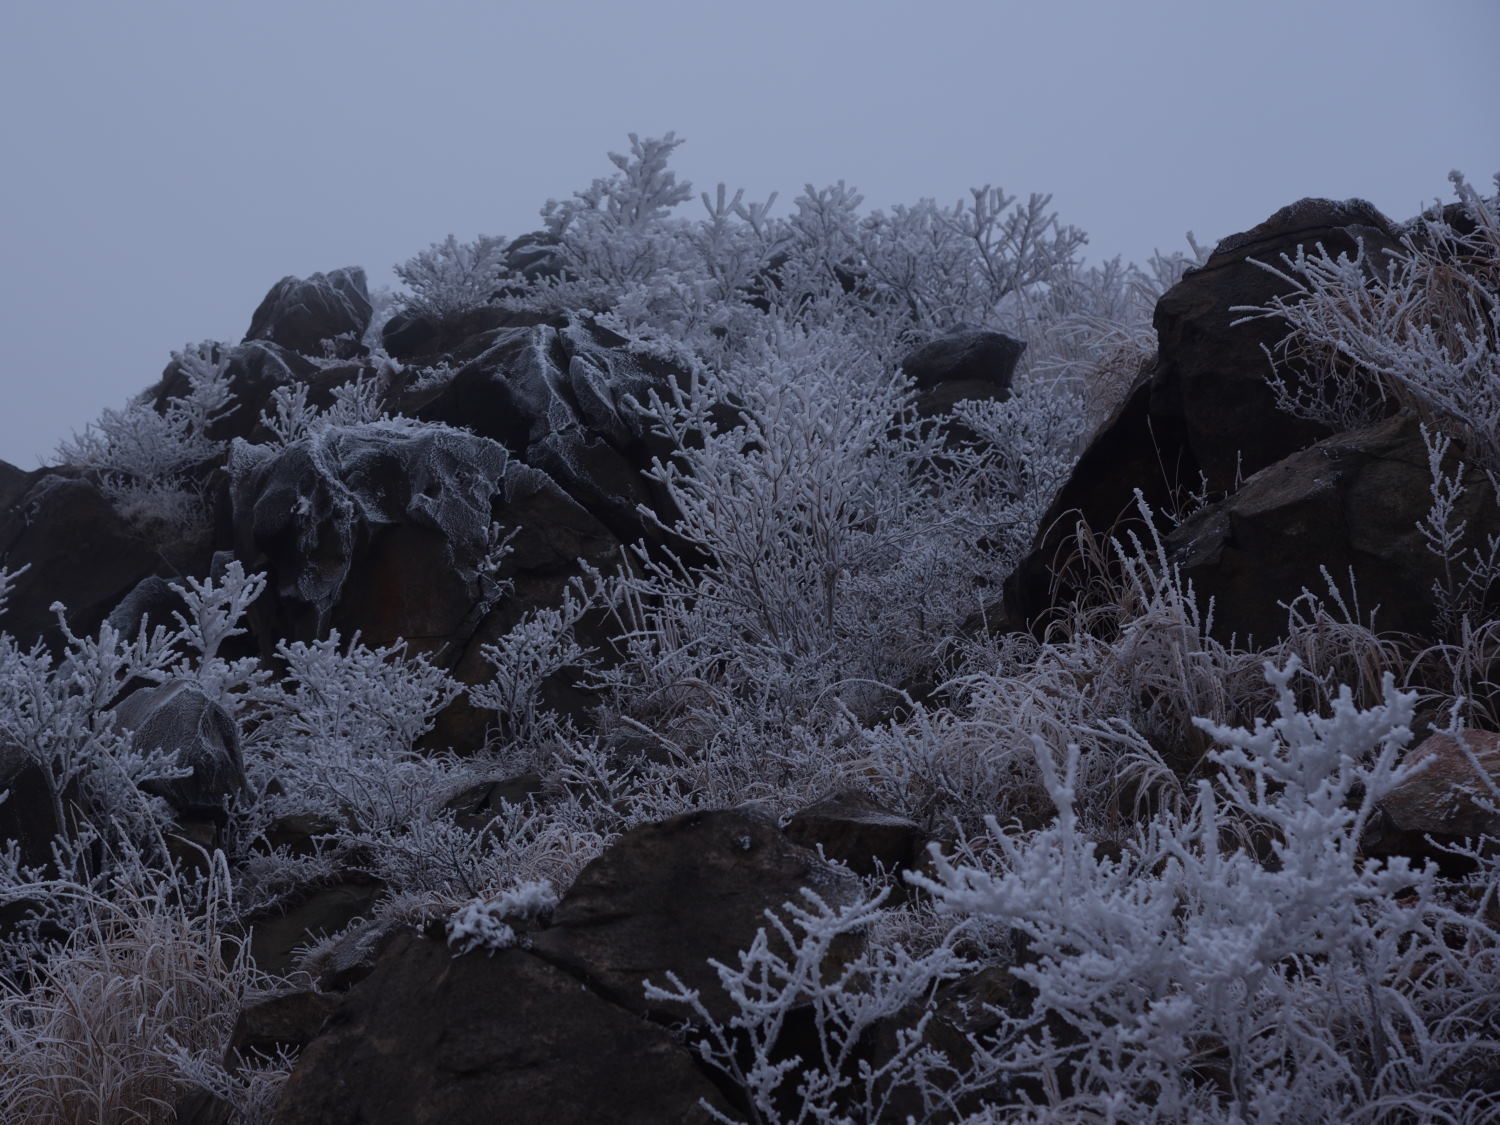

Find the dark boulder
[[409, 318, 684, 547], [1165, 414, 1500, 644], [784, 791, 926, 879], [103, 575, 183, 639], [245, 877, 385, 979], [244, 268, 373, 360], [900, 328, 1025, 418], [112, 680, 245, 818], [0, 472, 163, 650], [0, 744, 63, 872], [1005, 198, 1407, 633], [228, 988, 341, 1070], [530, 806, 862, 1025], [229, 420, 616, 659], [380, 304, 559, 366], [271, 928, 732, 1125], [1152, 198, 1401, 492]]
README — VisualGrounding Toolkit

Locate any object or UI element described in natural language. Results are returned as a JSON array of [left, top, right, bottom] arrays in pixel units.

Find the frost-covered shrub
[[54, 341, 235, 540], [1239, 172, 1500, 468], [645, 890, 975, 1125], [908, 660, 1500, 1122], [394, 232, 510, 318]]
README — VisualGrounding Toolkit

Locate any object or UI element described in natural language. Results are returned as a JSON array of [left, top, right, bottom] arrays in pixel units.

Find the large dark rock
[[409, 319, 685, 547], [1152, 198, 1401, 492], [244, 268, 373, 359], [229, 421, 616, 658], [900, 328, 1024, 418], [0, 472, 163, 650], [245, 877, 386, 979], [784, 791, 926, 879], [271, 928, 732, 1125], [112, 680, 245, 818], [530, 806, 862, 1025], [380, 304, 559, 365], [1004, 198, 1407, 633], [1166, 414, 1500, 644]]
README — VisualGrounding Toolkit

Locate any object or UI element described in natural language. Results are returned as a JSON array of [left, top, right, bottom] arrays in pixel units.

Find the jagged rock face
[[1004, 198, 1410, 634], [229, 421, 617, 656], [408, 318, 686, 547], [112, 680, 245, 817], [0, 471, 163, 650], [271, 928, 733, 1125], [379, 304, 556, 365], [900, 328, 1024, 418], [530, 806, 863, 1025], [1166, 415, 1500, 644], [244, 267, 373, 360]]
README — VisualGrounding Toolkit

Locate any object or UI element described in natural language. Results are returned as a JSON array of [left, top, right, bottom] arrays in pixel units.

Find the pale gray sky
[[2, 0, 1495, 468]]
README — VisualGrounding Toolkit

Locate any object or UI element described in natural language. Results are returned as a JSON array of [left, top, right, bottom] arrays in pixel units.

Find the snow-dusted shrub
[[54, 341, 234, 540], [591, 328, 952, 732], [468, 588, 593, 748], [908, 660, 1500, 1122], [394, 232, 510, 318], [1239, 172, 1500, 468]]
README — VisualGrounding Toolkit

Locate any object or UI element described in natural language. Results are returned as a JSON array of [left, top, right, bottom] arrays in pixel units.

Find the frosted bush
[[395, 232, 510, 318], [1238, 172, 1500, 468], [645, 890, 976, 1125], [469, 588, 592, 747], [909, 659, 1500, 1122], [55, 340, 235, 539]]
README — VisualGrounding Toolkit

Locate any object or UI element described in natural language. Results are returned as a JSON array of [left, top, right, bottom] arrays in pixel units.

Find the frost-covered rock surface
[[2, 143, 1499, 1123]]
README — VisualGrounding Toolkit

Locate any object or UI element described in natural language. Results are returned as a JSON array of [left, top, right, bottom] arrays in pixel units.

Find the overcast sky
[[1, 0, 1495, 468]]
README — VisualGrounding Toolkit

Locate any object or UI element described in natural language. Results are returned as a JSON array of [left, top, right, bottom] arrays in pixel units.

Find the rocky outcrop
[[272, 806, 867, 1122], [784, 791, 926, 879], [228, 421, 616, 657], [406, 318, 686, 547], [0, 471, 164, 650], [900, 327, 1024, 418], [530, 806, 862, 1025], [244, 267, 373, 360], [1166, 414, 1500, 644], [1364, 729, 1500, 872], [1005, 198, 1424, 638], [270, 928, 733, 1125]]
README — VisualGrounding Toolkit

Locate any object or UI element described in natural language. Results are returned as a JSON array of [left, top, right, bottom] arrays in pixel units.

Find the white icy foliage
[[395, 232, 510, 318], [909, 659, 1497, 1122], [446, 880, 560, 955], [1239, 172, 1500, 469], [54, 340, 235, 537]]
